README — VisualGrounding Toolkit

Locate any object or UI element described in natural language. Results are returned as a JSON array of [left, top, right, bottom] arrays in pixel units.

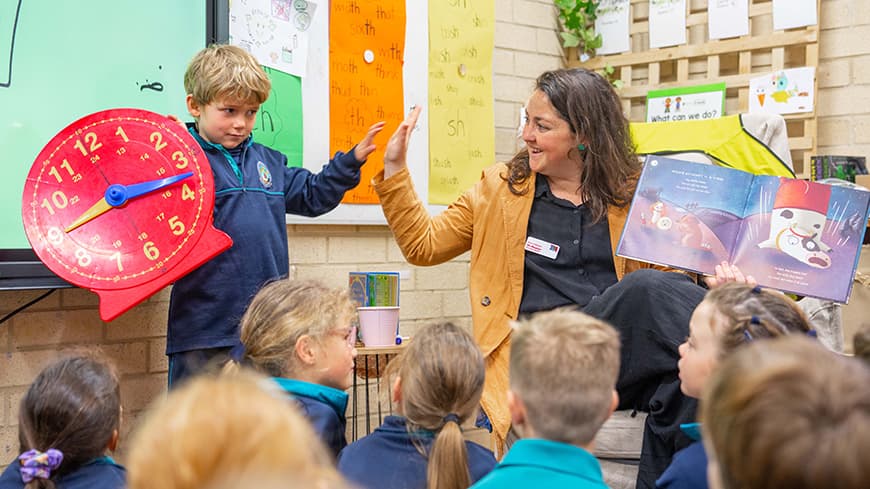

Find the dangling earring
[[577, 143, 586, 151]]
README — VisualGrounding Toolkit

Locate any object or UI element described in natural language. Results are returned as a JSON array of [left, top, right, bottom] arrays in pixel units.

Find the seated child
[[0, 352, 125, 489], [225, 279, 357, 457], [702, 336, 870, 489], [471, 308, 621, 489], [656, 283, 812, 489], [338, 322, 497, 489], [127, 372, 344, 489]]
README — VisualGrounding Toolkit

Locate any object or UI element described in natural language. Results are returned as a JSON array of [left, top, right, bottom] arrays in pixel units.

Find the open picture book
[[617, 156, 870, 303]]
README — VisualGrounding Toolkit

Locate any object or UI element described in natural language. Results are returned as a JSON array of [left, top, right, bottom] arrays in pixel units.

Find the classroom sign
[[646, 83, 726, 123]]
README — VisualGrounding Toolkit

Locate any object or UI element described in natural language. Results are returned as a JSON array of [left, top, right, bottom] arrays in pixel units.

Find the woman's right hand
[[383, 105, 421, 179]]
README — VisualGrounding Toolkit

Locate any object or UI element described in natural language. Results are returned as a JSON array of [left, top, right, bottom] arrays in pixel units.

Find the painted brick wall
[[3, 0, 860, 466]]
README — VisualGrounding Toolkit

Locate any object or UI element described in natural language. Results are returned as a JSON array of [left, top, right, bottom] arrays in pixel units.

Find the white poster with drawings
[[229, 0, 317, 77], [595, 0, 630, 55], [649, 0, 686, 49], [708, 0, 749, 40], [749, 67, 815, 115]]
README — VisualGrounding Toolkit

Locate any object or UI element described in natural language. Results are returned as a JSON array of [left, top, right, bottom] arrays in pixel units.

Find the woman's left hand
[[703, 262, 757, 289]]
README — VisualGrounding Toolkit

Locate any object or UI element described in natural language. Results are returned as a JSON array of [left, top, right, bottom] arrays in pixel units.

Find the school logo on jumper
[[257, 161, 272, 188]]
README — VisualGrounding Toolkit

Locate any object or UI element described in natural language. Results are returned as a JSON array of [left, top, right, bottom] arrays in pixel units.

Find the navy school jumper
[[167, 127, 363, 356], [338, 415, 497, 489], [0, 457, 125, 489]]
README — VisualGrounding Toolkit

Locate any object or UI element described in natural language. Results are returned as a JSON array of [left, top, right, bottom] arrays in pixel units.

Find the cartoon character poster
[[617, 156, 870, 302], [749, 67, 815, 115]]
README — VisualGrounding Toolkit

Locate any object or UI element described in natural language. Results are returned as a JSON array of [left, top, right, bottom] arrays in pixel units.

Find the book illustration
[[618, 156, 870, 303], [757, 178, 831, 269]]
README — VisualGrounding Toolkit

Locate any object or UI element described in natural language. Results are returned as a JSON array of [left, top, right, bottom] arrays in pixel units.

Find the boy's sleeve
[[283, 149, 363, 217]]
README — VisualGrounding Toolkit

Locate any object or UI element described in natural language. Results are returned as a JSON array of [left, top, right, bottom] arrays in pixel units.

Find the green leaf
[[560, 31, 581, 48]]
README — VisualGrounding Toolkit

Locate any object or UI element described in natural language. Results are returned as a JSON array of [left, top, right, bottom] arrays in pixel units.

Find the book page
[[617, 156, 754, 275], [732, 177, 870, 302]]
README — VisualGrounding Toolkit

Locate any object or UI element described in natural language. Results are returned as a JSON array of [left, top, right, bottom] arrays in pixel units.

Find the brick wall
[[3, 0, 859, 466]]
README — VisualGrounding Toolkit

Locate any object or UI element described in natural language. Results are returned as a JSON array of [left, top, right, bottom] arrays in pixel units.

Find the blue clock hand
[[104, 172, 194, 206]]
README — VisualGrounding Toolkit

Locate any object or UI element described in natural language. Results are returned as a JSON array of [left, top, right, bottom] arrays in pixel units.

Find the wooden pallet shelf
[[566, 0, 820, 178]]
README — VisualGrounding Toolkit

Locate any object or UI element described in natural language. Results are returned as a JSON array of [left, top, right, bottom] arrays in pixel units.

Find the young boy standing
[[167, 44, 384, 385], [471, 308, 621, 489]]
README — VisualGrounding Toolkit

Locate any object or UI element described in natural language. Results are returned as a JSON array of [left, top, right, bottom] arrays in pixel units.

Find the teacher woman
[[375, 68, 733, 487]]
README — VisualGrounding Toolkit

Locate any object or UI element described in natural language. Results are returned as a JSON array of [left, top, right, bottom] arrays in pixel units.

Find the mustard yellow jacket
[[374, 163, 675, 448]]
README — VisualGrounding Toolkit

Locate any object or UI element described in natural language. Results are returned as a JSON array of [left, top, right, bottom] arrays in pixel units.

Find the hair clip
[[750, 316, 761, 325], [751, 286, 762, 294], [807, 329, 818, 338], [743, 330, 754, 342]]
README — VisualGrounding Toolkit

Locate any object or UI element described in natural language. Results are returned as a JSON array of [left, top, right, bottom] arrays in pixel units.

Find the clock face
[[22, 109, 215, 291]]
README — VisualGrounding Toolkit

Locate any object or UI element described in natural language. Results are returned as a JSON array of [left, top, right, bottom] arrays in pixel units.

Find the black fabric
[[520, 177, 618, 314], [583, 269, 705, 489], [167, 346, 233, 387]]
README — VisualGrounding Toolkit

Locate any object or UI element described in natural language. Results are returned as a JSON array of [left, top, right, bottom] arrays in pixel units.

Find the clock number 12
[[73, 132, 103, 156]]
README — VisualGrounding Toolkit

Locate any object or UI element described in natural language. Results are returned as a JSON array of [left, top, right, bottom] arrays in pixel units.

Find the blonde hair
[[126, 372, 342, 489], [510, 308, 620, 445], [184, 44, 271, 106], [231, 279, 356, 377], [701, 336, 870, 489], [386, 322, 485, 489], [703, 284, 811, 357]]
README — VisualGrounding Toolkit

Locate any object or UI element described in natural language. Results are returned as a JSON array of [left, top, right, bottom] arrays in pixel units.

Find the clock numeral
[[40, 190, 69, 215], [112, 240, 123, 249], [48, 159, 76, 183], [156, 167, 167, 176], [168, 216, 185, 236], [143, 241, 160, 261], [46, 227, 64, 246], [155, 212, 166, 222], [171, 151, 189, 169], [161, 190, 173, 199], [73, 132, 102, 156], [75, 248, 92, 267], [115, 126, 130, 143], [116, 147, 127, 156], [181, 183, 195, 201], [150, 131, 168, 151], [137, 232, 149, 241], [109, 251, 124, 272]]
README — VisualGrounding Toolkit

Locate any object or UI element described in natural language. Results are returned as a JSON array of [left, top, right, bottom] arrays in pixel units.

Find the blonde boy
[[471, 308, 620, 489], [167, 45, 384, 385]]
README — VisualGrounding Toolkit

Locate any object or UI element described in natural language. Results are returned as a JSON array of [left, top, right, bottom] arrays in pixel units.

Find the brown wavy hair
[[503, 68, 639, 222]]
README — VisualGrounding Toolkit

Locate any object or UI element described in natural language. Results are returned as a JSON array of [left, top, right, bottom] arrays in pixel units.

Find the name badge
[[524, 236, 560, 259]]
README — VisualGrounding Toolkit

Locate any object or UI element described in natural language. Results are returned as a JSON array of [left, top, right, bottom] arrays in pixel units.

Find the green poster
[[255, 67, 304, 168]]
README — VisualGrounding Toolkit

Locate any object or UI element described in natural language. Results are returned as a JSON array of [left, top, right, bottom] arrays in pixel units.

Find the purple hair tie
[[18, 448, 63, 483]]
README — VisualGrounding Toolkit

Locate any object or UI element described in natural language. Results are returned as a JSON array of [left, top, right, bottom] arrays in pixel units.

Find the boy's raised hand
[[383, 106, 421, 179], [353, 121, 387, 163]]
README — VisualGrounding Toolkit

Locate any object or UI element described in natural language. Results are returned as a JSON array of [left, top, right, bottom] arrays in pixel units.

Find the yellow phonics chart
[[428, 0, 495, 205]]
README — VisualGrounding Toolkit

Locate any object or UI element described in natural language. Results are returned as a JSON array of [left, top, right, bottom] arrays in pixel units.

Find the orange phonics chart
[[330, 0, 406, 204]]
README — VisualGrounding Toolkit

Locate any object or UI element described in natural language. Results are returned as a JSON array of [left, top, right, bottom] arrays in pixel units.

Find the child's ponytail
[[390, 322, 485, 489], [427, 414, 472, 489]]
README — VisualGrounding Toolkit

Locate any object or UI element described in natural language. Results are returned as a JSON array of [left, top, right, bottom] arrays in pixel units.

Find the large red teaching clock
[[22, 108, 232, 321]]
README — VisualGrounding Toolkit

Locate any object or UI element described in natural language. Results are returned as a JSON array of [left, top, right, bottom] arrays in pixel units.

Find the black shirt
[[519, 176, 618, 314]]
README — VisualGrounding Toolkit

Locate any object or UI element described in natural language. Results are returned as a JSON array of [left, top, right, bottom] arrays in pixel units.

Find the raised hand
[[383, 105, 421, 179], [352, 121, 387, 162]]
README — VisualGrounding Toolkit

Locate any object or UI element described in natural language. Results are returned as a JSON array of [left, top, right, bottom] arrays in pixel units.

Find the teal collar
[[271, 377, 348, 417], [500, 438, 603, 480], [187, 126, 252, 184], [680, 422, 702, 441]]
